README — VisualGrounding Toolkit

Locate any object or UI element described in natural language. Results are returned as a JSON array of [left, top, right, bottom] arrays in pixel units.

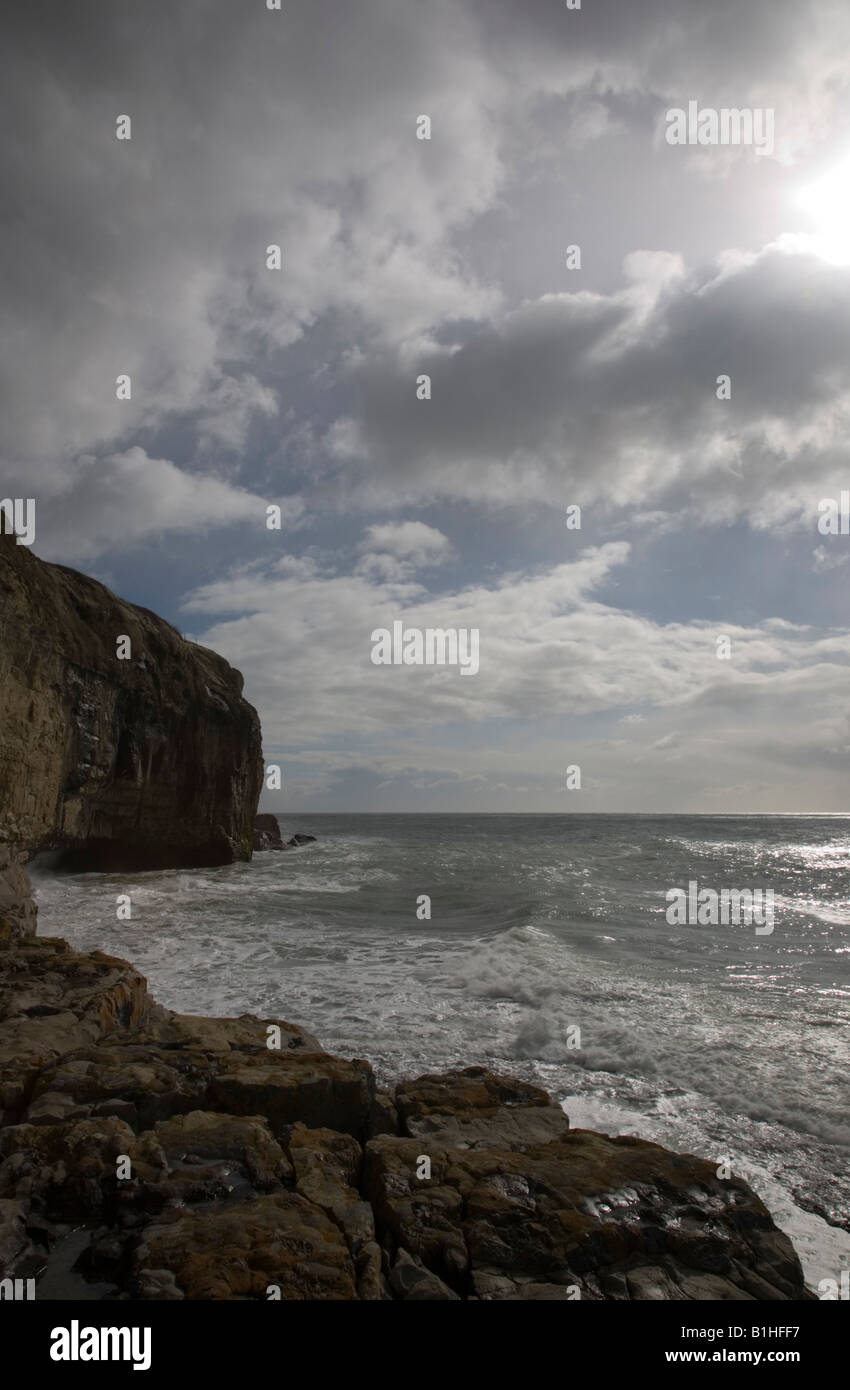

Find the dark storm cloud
[[328, 245, 850, 525], [2, 0, 847, 529]]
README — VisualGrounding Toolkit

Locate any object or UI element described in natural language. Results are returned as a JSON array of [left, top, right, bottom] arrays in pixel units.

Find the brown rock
[[208, 1052, 378, 1140], [0, 528, 262, 873], [253, 814, 283, 851], [0, 1198, 33, 1274], [0, 934, 816, 1301], [133, 1192, 358, 1300], [389, 1247, 461, 1300], [0, 1117, 168, 1215], [0, 938, 152, 1122], [364, 1120, 810, 1302], [0, 849, 37, 940], [153, 1111, 292, 1188], [394, 1065, 569, 1151], [286, 1124, 373, 1252]]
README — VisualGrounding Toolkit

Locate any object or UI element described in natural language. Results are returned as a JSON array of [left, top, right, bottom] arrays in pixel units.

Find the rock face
[[0, 846, 38, 941], [0, 935, 813, 1301], [0, 530, 263, 896], [253, 814, 284, 851]]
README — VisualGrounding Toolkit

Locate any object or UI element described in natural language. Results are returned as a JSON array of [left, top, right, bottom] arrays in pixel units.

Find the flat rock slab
[[134, 1192, 358, 1299], [364, 1127, 808, 1301]]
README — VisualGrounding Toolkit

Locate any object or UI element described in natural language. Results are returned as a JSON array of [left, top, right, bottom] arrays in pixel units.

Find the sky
[[3, 0, 850, 812]]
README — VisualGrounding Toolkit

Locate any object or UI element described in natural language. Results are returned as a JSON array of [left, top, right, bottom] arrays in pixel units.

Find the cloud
[[326, 244, 850, 529], [0, 0, 508, 489], [180, 542, 850, 809], [195, 375, 279, 453], [5, 0, 848, 493], [32, 448, 269, 562], [5, 0, 850, 811], [812, 545, 850, 573], [355, 521, 453, 579]]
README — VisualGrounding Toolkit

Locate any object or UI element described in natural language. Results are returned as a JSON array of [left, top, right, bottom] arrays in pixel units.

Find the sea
[[31, 812, 850, 1294]]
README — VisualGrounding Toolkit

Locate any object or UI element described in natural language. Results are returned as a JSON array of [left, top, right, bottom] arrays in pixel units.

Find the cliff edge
[[0, 531, 263, 917]]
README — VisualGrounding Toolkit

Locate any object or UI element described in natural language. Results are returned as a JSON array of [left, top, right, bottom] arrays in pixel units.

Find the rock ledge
[[0, 935, 812, 1302]]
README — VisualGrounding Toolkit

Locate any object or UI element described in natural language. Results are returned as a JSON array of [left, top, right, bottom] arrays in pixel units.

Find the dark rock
[[0, 847, 38, 940], [395, 1065, 569, 1149], [0, 937, 152, 1124], [0, 935, 815, 1301], [0, 529, 263, 878], [252, 820, 317, 852], [389, 1247, 461, 1300], [363, 1121, 813, 1302], [133, 1192, 358, 1300], [253, 814, 283, 851]]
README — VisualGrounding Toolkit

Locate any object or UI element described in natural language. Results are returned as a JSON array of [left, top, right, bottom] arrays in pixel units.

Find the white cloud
[[355, 521, 453, 579], [34, 448, 269, 562], [180, 542, 850, 808]]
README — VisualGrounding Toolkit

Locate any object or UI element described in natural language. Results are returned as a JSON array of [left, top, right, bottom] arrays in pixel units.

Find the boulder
[[363, 1121, 811, 1301], [253, 814, 283, 851]]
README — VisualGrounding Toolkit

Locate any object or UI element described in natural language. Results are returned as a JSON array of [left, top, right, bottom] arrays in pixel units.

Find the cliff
[[0, 531, 263, 912]]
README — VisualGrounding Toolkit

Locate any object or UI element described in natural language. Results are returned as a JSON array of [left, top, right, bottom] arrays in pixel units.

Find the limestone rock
[[0, 934, 815, 1301], [0, 847, 38, 940], [364, 1123, 811, 1301], [0, 1116, 168, 1215], [0, 528, 262, 873], [389, 1247, 461, 1300], [396, 1066, 569, 1150], [153, 1111, 293, 1188], [0, 937, 152, 1123], [208, 1052, 377, 1140], [133, 1192, 358, 1300], [0, 1198, 33, 1274], [286, 1124, 374, 1252]]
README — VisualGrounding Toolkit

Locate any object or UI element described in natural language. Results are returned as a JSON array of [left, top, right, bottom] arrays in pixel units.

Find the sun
[[794, 154, 850, 265]]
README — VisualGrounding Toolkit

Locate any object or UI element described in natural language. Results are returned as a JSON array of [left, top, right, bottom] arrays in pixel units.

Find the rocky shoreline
[[0, 931, 813, 1300], [0, 533, 815, 1299]]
